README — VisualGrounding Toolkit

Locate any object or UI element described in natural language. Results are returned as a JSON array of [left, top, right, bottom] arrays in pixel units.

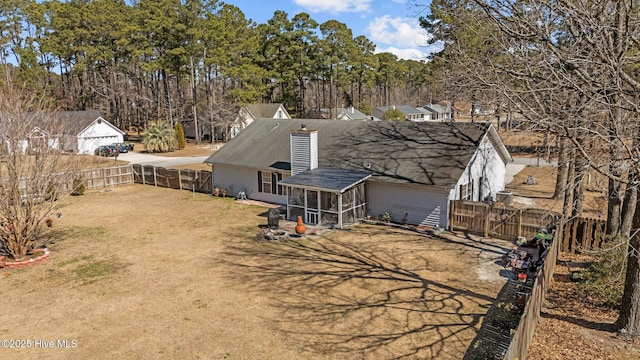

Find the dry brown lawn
[[506, 166, 608, 218], [128, 140, 218, 157], [1, 185, 511, 360]]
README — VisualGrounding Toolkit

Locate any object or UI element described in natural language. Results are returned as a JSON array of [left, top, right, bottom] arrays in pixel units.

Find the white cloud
[[294, 0, 371, 13], [376, 46, 428, 61], [367, 15, 429, 48], [391, 0, 406, 3]]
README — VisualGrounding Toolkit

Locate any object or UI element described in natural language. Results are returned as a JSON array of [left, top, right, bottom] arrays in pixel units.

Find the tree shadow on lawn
[[216, 226, 506, 359]]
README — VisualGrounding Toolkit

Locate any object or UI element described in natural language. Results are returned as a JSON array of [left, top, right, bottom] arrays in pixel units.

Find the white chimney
[[290, 124, 318, 176]]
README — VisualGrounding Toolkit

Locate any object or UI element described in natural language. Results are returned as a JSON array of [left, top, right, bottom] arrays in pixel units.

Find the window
[[258, 171, 272, 194], [277, 110, 283, 119], [459, 182, 472, 201], [258, 171, 288, 195]]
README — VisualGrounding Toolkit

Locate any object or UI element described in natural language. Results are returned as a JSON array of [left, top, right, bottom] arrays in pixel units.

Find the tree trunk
[[621, 135, 639, 237], [608, 177, 624, 236], [572, 151, 588, 218], [190, 55, 199, 144], [617, 202, 640, 336], [563, 158, 575, 221], [553, 136, 569, 200]]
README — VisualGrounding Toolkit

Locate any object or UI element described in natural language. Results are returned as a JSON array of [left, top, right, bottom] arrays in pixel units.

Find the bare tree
[[462, 0, 640, 337], [0, 85, 89, 260]]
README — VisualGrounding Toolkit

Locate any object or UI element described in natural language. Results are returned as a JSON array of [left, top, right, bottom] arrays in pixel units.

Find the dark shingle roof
[[206, 119, 508, 188], [245, 104, 285, 118], [53, 111, 105, 135], [4, 111, 109, 136]]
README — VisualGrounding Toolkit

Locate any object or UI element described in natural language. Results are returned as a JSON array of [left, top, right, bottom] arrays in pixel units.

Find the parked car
[[111, 143, 129, 153], [94, 145, 119, 157]]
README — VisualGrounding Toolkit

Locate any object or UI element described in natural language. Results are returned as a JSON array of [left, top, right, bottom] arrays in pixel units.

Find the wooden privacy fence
[[132, 164, 212, 194], [562, 217, 607, 254], [12, 164, 134, 193], [72, 164, 134, 190], [504, 228, 560, 360], [449, 200, 559, 241]]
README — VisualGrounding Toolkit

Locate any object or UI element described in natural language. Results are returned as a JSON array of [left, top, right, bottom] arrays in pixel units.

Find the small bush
[[580, 236, 627, 308], [71, 178, 85, 196]]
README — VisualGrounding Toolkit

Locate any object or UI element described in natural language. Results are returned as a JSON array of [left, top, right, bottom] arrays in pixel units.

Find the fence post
[[449, 200, 455, 232], [517, 209, 522, 238], [483, 204, 490, 238]]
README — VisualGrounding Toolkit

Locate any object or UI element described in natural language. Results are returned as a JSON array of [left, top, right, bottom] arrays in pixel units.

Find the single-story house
[[67, 111, 126, 154], [424, 103, 452, 121], [230, 103, 291, 139], [336, 107, 373, 121], [5, 111, 124, 154], [204, 119, 512, 229], [373, 106, 433, 122]]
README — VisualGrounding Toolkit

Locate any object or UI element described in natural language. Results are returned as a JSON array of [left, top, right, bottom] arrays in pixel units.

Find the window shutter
[[271, 173, 277, 194], [258, 171, 263, 192]]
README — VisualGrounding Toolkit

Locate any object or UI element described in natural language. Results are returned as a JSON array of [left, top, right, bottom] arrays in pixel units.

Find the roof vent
[[300, 123, 307, 130]]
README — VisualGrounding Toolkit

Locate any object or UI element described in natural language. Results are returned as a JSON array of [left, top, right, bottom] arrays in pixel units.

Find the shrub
[[580, 236, 627, 308], [71, 178, 85, 196], [143, 121, 178, 153], [174, 122, 186, 149]]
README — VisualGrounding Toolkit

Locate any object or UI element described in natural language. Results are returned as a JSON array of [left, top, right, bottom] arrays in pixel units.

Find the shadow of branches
[[216, 226, 507, 359]]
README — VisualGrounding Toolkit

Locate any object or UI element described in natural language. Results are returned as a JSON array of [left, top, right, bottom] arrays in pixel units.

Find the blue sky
[[224, 0, 437, 61]]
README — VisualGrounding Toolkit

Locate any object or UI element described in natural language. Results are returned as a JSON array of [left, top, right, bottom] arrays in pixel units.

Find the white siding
[[212, 164, 287, 204], [290, 131, 318, 175], [450, 134, 507, 203], [77, 119, 124, 154], [367, 181, 450, 228]]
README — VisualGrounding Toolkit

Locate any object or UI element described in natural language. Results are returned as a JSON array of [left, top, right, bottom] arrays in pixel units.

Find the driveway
[[116, 152, 210, 168], [505, 156, 557, 185]]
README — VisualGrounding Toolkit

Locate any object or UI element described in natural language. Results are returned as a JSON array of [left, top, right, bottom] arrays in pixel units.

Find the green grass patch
[[73, 259, 122, 285]]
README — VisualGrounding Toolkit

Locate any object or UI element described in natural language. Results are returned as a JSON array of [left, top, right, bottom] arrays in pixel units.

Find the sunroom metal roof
[[279, 168, 371, 193]]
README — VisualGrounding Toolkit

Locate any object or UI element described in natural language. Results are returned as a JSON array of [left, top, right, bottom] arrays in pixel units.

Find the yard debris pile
[[464, 277, 534, 359], [255, 228, 291, 241], [464, 230, 553, 359]]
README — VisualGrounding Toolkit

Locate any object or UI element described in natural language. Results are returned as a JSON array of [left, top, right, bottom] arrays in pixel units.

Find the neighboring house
[[424, 103, 452, 121], [204, 119, 511, 229], [230, 103, 291, 139], [8, 111, 124, 155], [472, 102, 495, 116], [336, 107, 372, 121], [373, 106, 433, 122]]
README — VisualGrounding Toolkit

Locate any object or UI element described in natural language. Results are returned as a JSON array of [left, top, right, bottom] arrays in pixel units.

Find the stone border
[[1, 248, 50, 269]]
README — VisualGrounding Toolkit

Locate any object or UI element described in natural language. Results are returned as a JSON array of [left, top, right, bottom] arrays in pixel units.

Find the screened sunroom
[[279, 168, 371, 228]]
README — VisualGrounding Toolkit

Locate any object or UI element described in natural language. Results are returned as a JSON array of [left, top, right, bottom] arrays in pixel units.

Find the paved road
[[116, 152, 210, 168]]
